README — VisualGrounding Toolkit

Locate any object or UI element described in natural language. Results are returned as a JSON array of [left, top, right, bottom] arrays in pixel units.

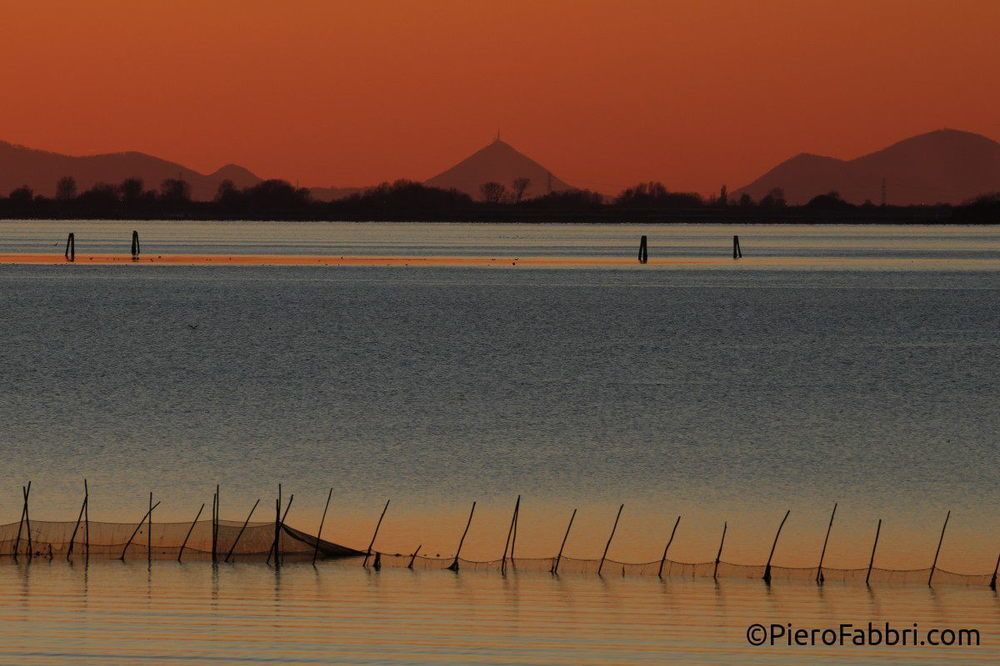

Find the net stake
[[551, 509, 577, 575], [147, 492, 153, 564], [597, 504, 624, 576], [500, 495, 520, 575], [177, 503, 206, 563], [407, 544, 422, 569], [989, 552, 998, 591], [67, 488, 88, 561], [267, 494, 294, 567], [312, 488, 333, 565], [448, 501, 477, 572], [362, 499, 390, 568], [928, 510, 950, 587], [657, 515, 681, 579], [763, 510, 791, 584], [225, 499, 261, 563], [84, 479, 89, 562], [713, 522, 727, 580], [866, 519, 882, 586], [816, 503, 837, 585], [24, 483, 33, 560], [120, 500, 161, 561]]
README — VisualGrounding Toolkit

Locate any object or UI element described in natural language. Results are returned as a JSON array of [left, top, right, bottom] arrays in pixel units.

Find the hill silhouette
[[425, 138, 572, 200], [738, 129, 1000, 205], [0, 141, 261, 200]]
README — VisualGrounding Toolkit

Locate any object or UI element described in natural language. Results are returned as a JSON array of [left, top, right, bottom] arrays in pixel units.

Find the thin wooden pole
[[989, 552, 998, 591], [928, 510, 950, 587], [312, 489, 334, 565], [638, 235, 648, 264], [131, 230, 140, 260], [147, 492, 153, 563], [84, 479, 89, 561], [120, 501, 161, 561], [177, 503, 205, 563], [448, 501, 477, 572], [866, 519, 882, 586], [212, 485, 220, 564], [763, 510, 791, 584], [733, 235, 742, 259], [13, 485, 27, 560], [268, 484, 281, 566], [267, 494, 294, 567], [551, 509, 577, 575], [65, 233, 75, 262], [224, 499, 260, 563], [657, 515, 682, 579], [510, 498, 520, 562], [408, 545, 422, 569], [816, 503, 838, 585], [24, 483, 33, 560], [713, 522, 727, 580], [501, 495, 520, 575], [67, 492, 88, 561], [597, 504, 624, 576], [362, 499, 390, 568]]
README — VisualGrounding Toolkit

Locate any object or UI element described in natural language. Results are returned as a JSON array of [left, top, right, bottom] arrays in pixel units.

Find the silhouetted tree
[[806, 191, 853, 210], [718, 185, 728, 206], [614, 181, 702, 208], [160, 178, 191, 204], [759, 187, 786, 208], [245, 179, 311, 214], [120, 178, 145, 204], [511, 177, 531, 203], [56, 177, 77, 201], [9, 186, 34, 204], [738, 193, 753, 207], [77, 183, 120, 212], [480, 181, 507, 204]]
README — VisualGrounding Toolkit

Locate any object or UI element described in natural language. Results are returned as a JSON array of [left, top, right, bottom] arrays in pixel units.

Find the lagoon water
[[0, 221, 997, 661]]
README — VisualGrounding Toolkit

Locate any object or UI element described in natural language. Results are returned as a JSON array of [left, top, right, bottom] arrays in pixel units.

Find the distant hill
[[738, 129, 1000, 205], [426, 139, 573, 200], [0, 141, 261, 200]]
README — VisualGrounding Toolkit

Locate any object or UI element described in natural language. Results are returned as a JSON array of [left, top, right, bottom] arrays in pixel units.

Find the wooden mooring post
[[733, 235, 742, 259], [990, 552, 998, 591], [763, 510, 790, 584], [448, 501, 476, 572], [131, 230, 140, 260], [551, 508, 577, 575], [928, 511, 950, 587], [362, 499, 390, 568], [816, 503, 837, 585], [638, 236, 648, 264], [657, 515, 681, 579], [866, 519, 882, 586], [597, 504, 624, 576], [177, 502, 205, 563], [65, 233, 75, 262]]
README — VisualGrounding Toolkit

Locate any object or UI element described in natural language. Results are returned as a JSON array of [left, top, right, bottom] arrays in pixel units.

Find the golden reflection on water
[[0, 560, 994, 664]]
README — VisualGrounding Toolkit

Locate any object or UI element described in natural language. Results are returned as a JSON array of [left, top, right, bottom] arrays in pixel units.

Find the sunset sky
[[3, 0, 998, 195]]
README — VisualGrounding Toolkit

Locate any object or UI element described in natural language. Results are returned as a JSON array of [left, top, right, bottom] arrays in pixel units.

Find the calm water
[[0, 221, 997, 662]]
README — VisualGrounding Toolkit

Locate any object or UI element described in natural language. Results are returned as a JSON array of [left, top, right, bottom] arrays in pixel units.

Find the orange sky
[[2, 0, 998, 195]]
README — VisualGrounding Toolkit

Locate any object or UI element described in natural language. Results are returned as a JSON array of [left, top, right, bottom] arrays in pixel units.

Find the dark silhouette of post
[[65, 233, 75, 262], [13, 483, 29, 560], [408, 544, 422, 569], [120, 499, 160, 561], [23, 483, 33, 560], [131, 230, 140, 260], [866, 519, 882, 586], [638, 236, 648, 264], [312, 488, 333, 565], [363, 499, 390, 568], [657, 515, 681, 579], [177, 503, 205, 563], [211, 485, 220, 564], [147, 492, 153, 563], [816, 503, 838, 585], [225, 499, 260, 563], [990, 552, 998, 591], [84, 479, 90, 562], [269, 484, 281, 566], [551, 508, 576, 575], [763, 510, 790, 584], [733, 235, 742, 259], [928, 511, 950, 587], [713, 522, 727, 580], [268, 494, 294, 567], [67, 488, 88, 561], [597, 504, 624, 576], [501, 495, 520, 575], [448, 501, 476, 572]]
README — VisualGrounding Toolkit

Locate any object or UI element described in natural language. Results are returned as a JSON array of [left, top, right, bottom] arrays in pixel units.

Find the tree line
[[1, 176, 997, 223]]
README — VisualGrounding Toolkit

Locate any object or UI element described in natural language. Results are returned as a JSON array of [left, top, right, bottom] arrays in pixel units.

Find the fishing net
[[1, 519, 992, 587]]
